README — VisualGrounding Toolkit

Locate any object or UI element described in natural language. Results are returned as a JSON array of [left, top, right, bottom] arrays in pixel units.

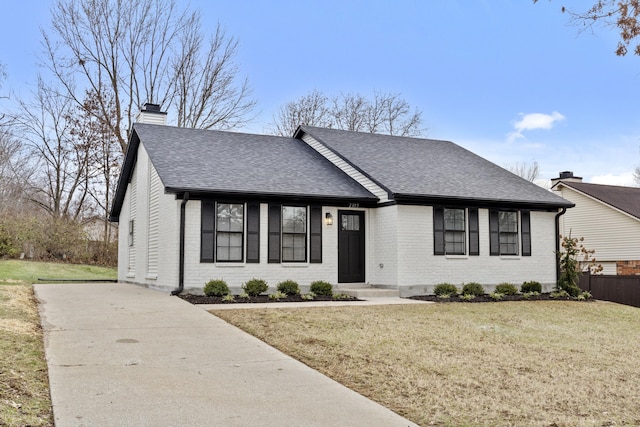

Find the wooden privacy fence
[[578, 274, 640, 308]]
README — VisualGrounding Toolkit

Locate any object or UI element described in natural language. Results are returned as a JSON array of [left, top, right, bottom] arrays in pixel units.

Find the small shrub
[[437, 293, 453, 299], [301, 292, 315, 300], [242, 278, 269, 296], [204, 279, 230, 297], [277, 280, 300, 296], [459, 293, 476, 301], [495, 283, 518, 295], [462, 282, 484, 296], [521, 291, 540, 300], [434, 283, 458, 297], [489, 292, 504, 301], [333, 293, 353, 300], [550, 289, 570, 299], [577, 291, 592, 301], [310, 280, 333, 297], [239, 292, 250, 300], [222, 294, 235, 302], [521, 281, 542, 293], [269, 291, 287, 300]]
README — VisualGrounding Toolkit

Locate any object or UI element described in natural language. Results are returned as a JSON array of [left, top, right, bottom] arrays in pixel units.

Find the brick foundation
[[616, 260, 640, 275]]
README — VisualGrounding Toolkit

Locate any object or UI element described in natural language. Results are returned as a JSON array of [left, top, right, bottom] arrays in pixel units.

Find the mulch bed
[[179, 294, 360, 305], [409, 293, 587, 303]]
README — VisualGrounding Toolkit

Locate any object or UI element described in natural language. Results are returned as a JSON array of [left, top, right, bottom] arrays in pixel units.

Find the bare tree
[[0, 129, 33, 216], [270, 90, 425, 137], [66, 88, 122, 243], [506, 160, 541, 182], [270, 89, 332, 137], [534, 1, 640, 56], [42, 0, 255, 153], [174, 24, 255, 129], [15, 79, 91, 220], [331, 93, 369, 132]]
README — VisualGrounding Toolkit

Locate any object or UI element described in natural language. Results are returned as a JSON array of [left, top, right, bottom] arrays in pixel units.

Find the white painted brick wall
[[182, 202, 340, 294], [384, 206, 558, 296], [367, 205, 398, 286]]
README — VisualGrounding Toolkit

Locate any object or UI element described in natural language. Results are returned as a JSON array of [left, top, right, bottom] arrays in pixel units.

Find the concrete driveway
[[35, 283, 418, 427]]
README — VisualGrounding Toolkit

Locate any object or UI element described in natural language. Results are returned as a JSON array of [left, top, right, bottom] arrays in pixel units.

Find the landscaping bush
[[495, 283, 518, 295], [461, 282, 484, 296], [269, 291, 287, 300], [242, 278, 268, 296], [521, 281, 542, 293], [276, 280, 300, 296], [203, 279, 229, 297], [310, 280, 333, 297], [433, 283, 458, 297]]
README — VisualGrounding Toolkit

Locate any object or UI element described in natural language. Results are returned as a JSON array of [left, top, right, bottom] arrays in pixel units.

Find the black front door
[[338, 210, 365, 283]]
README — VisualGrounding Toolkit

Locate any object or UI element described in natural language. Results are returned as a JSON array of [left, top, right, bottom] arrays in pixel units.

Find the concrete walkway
[[35, 283, 419, 427]]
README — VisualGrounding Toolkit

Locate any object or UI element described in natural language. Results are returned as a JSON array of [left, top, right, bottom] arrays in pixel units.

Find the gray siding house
[[110, 108, 573, 296]]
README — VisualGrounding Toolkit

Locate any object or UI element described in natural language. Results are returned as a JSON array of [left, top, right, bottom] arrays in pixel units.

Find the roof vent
[[136, 103, 167, 125]]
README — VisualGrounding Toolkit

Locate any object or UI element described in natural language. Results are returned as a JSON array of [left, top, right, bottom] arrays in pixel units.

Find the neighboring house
[[83, 216, 118, 243], [552, 172, 640, 275], [109, 105, 573, 296]]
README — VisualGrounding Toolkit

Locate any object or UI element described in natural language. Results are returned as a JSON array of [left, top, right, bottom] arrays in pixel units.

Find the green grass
[[213, 301, 640, 426], [0, 260, 117, 284]]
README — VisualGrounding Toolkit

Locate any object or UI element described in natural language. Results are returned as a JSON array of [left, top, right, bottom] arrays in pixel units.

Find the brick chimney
[[136, 103, 167, 125], [551, 171, 583, 188]]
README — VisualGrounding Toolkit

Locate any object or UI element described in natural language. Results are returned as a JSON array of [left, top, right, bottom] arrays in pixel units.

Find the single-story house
[[109, 105, 574, 296], [552, 171, 640, 275]]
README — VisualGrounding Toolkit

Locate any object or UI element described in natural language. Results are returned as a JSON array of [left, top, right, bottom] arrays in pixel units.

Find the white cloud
[[507, 111, 565, 143], [589, 172, 637, 186]]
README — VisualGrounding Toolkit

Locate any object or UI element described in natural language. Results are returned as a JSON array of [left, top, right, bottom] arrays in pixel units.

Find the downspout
[[555, 207, 567, 284], [171, 192, 189, 296]]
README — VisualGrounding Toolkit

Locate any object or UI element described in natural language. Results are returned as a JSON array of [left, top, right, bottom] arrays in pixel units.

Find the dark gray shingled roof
[[298, 126, 573, 208], [137, 123, 375, 198], [557, 181, 640, 220]]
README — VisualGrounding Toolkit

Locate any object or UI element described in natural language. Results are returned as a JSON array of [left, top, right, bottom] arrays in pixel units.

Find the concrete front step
[[338, 287, 400, 298]]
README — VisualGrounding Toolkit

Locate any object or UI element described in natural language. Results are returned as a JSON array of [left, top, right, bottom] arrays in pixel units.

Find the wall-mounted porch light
[[325, 212, 333, 226]]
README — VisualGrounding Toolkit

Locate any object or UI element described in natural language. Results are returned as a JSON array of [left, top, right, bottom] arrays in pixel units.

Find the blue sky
[[2, 0, 640, 185]]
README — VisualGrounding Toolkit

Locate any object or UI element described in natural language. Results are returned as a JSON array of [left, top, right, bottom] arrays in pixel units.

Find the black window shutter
[[433, 206, 445, 255], [246, 202, 260, 263], [201, 201, 215, 262], [310, 206, 322, 263], [521, 211, 531, 256], [268, 204, 281, 263], [468, 208, 479, 256], [489, 209, 499, 256]]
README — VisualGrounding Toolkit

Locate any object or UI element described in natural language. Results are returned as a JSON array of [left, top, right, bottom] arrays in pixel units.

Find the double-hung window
[[434, 207, 478, 256], [444, 208, 465, 255], [498, 211, 518, 256], [268, 205, 321, 264], [282, 206, 307, 262], [201, 201, 259, 263], [216, 203, 244, 262], [489, 210, 531, 256]]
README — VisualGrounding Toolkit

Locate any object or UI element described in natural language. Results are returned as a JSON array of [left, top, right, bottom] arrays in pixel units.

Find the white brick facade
[[119, 176, 559, 295]]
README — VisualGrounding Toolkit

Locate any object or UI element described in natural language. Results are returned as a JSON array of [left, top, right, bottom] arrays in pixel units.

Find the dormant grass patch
[[212, 301, 640, 426], [0, 281, 53, 426]]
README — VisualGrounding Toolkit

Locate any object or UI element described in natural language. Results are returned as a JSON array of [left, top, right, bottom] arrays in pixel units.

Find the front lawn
[[0, 260, 116, 284], [212, 301, 640, 426], [0, 280, 52, 426]]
